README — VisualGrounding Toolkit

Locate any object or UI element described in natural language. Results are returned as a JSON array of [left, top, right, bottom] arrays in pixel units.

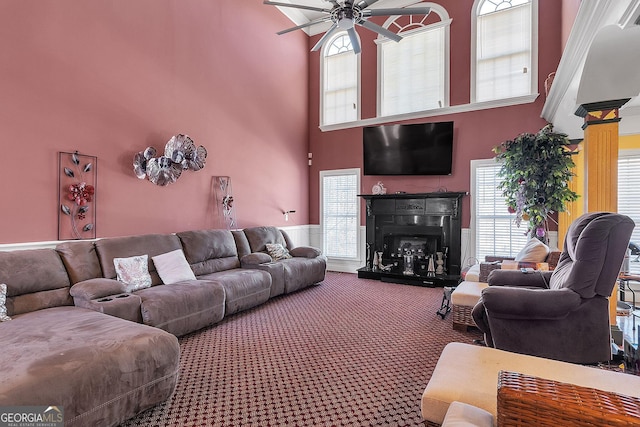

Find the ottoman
[[421, 342, 640, 426], [451, 281, 487, 331]]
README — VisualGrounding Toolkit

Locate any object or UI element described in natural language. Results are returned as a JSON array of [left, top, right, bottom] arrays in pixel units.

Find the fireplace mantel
[[358, 192, 467, 287]]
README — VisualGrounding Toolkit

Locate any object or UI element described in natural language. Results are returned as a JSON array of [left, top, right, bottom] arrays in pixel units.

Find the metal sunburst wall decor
[[133, 134, 207, 186]]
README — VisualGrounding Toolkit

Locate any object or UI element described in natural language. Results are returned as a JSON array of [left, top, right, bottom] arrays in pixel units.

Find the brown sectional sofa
[[0, 226, 326, 427]]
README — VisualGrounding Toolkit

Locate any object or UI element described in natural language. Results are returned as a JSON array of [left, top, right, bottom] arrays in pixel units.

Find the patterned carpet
[[121, 272, 482, 427]]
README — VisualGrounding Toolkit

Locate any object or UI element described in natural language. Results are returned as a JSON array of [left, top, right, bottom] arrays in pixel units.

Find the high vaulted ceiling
[[269, 0, 640, 138]]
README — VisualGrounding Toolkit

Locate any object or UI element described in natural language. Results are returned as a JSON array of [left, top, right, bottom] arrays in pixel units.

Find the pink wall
[[0, 1, 309, 244], [561, 0, 581, 50], [308, 0, 563, 228]]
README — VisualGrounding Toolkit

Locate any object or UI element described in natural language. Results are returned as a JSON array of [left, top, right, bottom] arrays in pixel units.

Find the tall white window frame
[[320, 168, 361, 260], [470, 159, 529, 263], [320, 32, 361, 126], [471, 0, 538, 103], [376, 3, 451, 118], [619, 149, 640, 275]]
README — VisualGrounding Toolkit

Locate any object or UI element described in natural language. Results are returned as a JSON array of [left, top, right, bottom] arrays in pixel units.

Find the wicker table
[[498, 371, 640, 426]]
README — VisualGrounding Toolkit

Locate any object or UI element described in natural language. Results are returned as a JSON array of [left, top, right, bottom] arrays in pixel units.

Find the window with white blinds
[[320, 169, 360, 259], [472, 159, 528, 262], [618, 151, 640, 275], [378, 11, 448, 117], [321, 33, 359, 126], [474, 0, 534, 103]]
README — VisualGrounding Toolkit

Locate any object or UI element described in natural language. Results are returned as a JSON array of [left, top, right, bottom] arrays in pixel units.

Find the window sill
[[318, 94, 540, 132]]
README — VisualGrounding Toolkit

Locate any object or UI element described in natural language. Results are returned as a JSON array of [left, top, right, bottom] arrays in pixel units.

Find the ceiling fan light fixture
[[337, 16, 354, 29], [266, 0, 430, 54], [333, 7, 359, 30]]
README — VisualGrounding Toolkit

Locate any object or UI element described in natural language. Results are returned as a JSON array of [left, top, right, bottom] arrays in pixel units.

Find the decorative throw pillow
[[514, 238, 550, 263], [266, 243, 292, 261], [152, 249, 196, 284], [113, 255, 152, 292], [0, 283, 11, 322]]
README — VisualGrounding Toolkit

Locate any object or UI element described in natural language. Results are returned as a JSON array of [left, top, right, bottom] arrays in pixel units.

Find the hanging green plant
[[493, 124, 579, 242]]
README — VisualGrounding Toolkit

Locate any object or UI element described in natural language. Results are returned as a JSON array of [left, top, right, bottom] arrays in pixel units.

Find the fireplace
[[358, 192, 467, 287]]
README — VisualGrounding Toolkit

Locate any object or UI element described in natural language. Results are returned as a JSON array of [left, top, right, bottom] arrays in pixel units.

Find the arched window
[[377, 3, 450, 117], [472, 0, 537, 103], [321, 32, 360, 126]]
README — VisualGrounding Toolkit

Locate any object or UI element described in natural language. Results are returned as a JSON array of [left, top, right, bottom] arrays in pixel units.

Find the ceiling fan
[[264, 0, 430, 54]]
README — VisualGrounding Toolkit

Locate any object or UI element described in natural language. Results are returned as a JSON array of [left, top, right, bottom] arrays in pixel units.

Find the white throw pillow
[[152, 249, 196, 284], [0, 283, 11, 322], [514, 238, 550, 263], [113, 255, 152, 292], [266, 243, 292, 261]]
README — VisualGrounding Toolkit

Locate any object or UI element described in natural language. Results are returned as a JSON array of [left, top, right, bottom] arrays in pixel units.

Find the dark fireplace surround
[[358, 192, 467, 287]]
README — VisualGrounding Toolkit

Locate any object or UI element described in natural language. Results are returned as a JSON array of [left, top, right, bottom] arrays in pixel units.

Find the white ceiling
[[267, 0, 422, 36]]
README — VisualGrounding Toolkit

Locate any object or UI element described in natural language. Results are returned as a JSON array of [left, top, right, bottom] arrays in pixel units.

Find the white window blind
[[380, 26, 445, 116], [474, 161, 528, 262], [322, 34, 358, 126], [476, 1, 532, 102], [619, 151, 640, 275], [321, 169, 360, 259]]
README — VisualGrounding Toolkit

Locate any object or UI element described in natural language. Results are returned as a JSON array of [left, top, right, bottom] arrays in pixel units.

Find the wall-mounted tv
[[363, 121, 454, 176]]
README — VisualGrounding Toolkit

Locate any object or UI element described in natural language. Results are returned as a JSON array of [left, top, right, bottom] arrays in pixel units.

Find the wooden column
[[557, 145, 584, 250], [575, 99, 629, 340]]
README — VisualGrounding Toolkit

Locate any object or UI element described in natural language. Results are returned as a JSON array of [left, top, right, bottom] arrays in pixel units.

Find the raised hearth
[[358, 192, 467, 287]]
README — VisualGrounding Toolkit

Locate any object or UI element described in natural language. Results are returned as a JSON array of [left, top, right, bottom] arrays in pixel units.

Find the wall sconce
[[308, 152, 312, 166], [283, 210, 296, 221]]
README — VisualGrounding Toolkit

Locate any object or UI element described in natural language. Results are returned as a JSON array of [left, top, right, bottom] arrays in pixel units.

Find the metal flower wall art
[[58, 151, 97, 240], [133, 134, 207, 186]]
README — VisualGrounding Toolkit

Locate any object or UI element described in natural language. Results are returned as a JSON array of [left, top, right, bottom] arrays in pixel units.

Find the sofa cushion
[[95, 234, 183, 285], [56, 240, 103, 284], [152, 249, 197, 284], [266, 243, 292, 260], [0, 249, 72, 316], [197, 269, 271, 315], [279, 257, 327, 294], [114, 254, 153, 292], [514, 238, 549, 263], [244, 226, 287, 253], [0, 284, 10, 322], [177, 229, 241, 275], [134, 280, 226, 336], [0, 306, 179, 427]]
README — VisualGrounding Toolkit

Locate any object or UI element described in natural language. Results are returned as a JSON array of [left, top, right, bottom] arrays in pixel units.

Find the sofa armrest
[[289, 246, 321, 258], [70, 278, 127, 301], [487, 270, 552, 288], [482, 287, 581, 319], [241, 253, 273, 267]]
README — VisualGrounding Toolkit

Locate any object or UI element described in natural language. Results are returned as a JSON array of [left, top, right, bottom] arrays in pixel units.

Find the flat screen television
[[363, 121, 454, 175]]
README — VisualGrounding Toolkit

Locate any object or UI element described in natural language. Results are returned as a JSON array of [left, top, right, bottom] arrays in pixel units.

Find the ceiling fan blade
[[358, 19, 402, 42], [356, 0, 380, 9], [311, 23, 339, 52], [363, 7, 431, 17], [277, 16, 332, 35], [347, 27, 361, 54], [264, 1, 331, 13]]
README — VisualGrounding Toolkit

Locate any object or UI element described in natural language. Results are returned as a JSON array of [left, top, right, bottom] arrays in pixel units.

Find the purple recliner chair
[[472, 212, 635, 364]]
